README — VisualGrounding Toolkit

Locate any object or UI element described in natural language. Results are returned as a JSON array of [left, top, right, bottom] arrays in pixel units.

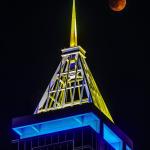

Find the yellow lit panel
[[70, 0, 77, 47]]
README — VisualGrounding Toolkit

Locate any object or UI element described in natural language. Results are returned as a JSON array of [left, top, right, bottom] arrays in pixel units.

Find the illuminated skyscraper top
[[12, 1, 133, 150]]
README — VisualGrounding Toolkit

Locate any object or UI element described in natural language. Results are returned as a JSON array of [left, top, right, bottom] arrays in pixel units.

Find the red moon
[[109, 0, 126, 11]]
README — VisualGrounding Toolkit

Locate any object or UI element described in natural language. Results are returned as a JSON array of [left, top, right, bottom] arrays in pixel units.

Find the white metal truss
[[34, 46, 113, 122]]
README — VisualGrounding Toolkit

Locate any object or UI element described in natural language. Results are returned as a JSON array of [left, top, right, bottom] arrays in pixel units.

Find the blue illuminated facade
[[12, 104, 133, 150], [13, 112, 100, 139], [103, 124, 123, 150]]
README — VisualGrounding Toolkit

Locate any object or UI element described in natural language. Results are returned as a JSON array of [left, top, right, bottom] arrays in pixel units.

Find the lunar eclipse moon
[[109, 0, 126, 11]]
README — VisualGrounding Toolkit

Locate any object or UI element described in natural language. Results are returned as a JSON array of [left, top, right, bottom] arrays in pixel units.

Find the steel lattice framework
[[34, 0, 113, 122], [34, 46, 113, 122]]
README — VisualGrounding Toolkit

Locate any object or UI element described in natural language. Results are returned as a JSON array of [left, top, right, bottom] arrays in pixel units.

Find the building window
[[103, 124, 123, 150]]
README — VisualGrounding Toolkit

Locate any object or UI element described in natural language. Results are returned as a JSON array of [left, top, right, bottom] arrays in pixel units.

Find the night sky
[[0, 0, 145, 149]]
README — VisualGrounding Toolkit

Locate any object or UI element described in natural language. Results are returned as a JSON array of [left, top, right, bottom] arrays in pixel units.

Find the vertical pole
[[70, 0, 77, 47], [63, 56, 71, 106], [24, 141, 26, 150], [81, 116, 84, 150], [17, 140, 20, 150], [99, 119, 104, 150], [123, 141, 126, 150], [30, 139, 32, 150]]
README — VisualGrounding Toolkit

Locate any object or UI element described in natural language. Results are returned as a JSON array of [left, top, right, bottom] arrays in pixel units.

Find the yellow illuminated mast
[[70, 0, 77, 47], [35, 0, 114, 123]]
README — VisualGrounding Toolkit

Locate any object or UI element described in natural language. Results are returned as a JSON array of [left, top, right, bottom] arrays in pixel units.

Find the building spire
[[70, 0, 77, 47], [34, 0, 114, 123]]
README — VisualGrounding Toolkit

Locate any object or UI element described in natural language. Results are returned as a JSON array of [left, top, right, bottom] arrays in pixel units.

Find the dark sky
[[0, 0, 145, 149]]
